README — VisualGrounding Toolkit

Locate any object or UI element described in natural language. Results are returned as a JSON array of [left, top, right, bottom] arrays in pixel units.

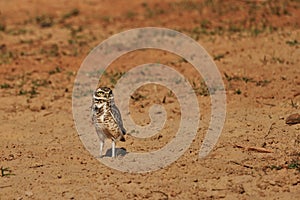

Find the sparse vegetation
[[224, 73, 253, 83], [35, 14, 54, 28], [267, 160, 300, 172], [63, 24, 94, 56], [290, 99, 299, 109], [234, 89, 242, 95], [20, 39, 34, 44], [256, 80, 271, 87], [173, 0, 299, 38], [0, 45, 15, 64], [19, 87, 38, 97], [260, 55, 288, 65], [0, 23, 5, 31], [286, 39, 299, 46], [271, 56, 285, 64], [142, 3, 165, 18], [69, 26, 83, 38], [131, 93, 146, 101], [1, 167, 15, 177], [228, 24, 242, 33], [6, 28, 28, 35], [268, 165, 283, 170], [62, 8, 80, 20], [49, 66, 62, 75], [32, 79, 49, 87], [0, 51, 15, 64], [103, 71, 125, 85], [40, 44, 59, 57], [288, 159, 300, 170], [29, 87, 38, 97], [224, 73, 271, 87], [102, 16, 113, 23], [170, 1, 200, 11], [0, 83, 11, 89], [192, 80, 210, 96], [126, 11, 137, 19], [213, 53, 226, 61]]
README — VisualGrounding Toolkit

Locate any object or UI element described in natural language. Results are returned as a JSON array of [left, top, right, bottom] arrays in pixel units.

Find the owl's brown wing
[[110, 104, 126, 135], [92, 113, 118, 141]]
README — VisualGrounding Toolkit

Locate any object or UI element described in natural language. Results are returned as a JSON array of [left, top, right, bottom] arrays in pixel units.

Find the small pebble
[[286, 113, 300, 125], [25, 191, 33, 197]]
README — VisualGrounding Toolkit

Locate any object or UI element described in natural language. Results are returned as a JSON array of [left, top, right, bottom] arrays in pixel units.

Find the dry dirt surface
[[0, 0, 300, 199]]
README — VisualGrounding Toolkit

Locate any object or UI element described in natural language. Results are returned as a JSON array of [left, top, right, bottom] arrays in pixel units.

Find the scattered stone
[[25, 191, 33, 197], [30, 106, 40, 112], [41, 104, 46, 110], [286, 113, 300, 125], [269, 180, 276, 186]]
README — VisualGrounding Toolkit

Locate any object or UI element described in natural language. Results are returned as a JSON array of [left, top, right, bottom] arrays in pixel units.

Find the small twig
[[0, 185, 12, 189], [247, 146, 273, 153], [151, 191, 168, 199], [264, 103, 276, 107], [255, 100, 276, 107], [234, 144, 273, 153], [294, 92, 300, 97], [230, 161, 253, 169], [43, 112, 53, 117], [29, 164, 44, 168], [264, 122, 275, 138], [162, 96, 166, 104]]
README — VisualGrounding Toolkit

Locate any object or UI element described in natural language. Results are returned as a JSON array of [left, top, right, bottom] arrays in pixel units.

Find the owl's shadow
[[103, 147, 127, 157]]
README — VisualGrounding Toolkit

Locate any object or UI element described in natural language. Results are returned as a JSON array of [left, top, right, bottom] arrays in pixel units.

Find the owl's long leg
[[111, 140, 115, 158], [100, 140, 104, 158]]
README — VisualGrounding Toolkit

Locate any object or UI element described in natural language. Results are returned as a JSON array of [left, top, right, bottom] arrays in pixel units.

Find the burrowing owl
[[92, 86, 126, 158]]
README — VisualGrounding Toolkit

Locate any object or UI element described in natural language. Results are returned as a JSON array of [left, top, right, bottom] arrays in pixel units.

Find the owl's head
[[93, 86, 114, 102]]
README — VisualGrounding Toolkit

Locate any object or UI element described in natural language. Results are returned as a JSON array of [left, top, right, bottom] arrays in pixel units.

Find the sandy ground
[[0, 0, 300, 199]]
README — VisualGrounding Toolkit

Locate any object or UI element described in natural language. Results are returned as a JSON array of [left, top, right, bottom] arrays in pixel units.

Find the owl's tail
[[120, 135, 125, 142], [121, 127, 126, 135]]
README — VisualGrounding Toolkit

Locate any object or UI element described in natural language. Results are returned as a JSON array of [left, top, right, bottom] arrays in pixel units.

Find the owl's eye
[[97, 91, 103, 95]]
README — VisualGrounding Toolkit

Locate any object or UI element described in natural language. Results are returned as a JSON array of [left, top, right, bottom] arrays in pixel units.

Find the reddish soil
[[0, 0, 299, 199]]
